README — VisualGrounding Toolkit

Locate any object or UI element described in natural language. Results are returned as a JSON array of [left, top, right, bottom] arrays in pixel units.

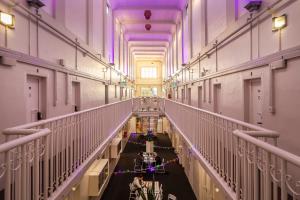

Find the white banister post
[[236, 137, 241, 200], [21, 144, 27, 199], [5, 151, 11, 200], [44, 135, 50, 199], [34, 139, 40, 200], [280, 160, 287, 200], [265, 151, 271, 200]]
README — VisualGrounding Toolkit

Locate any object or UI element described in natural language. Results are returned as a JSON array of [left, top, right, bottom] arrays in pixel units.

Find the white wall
[[165, 0, 300, 157], [0, 0, 129, 145], [65, 0, 88, 42]]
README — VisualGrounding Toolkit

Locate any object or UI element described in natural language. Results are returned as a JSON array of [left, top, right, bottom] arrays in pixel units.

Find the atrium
[[0, 0, 300, 200]]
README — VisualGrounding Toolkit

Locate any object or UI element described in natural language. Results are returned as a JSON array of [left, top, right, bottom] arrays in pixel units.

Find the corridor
[[0, 0, 300, 200], [101, 133, 197, 200]]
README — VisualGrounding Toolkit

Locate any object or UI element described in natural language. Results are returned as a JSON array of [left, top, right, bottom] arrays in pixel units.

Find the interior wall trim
[[0, 46, 109, 84], [1, 0, 128, 79], [170, 0, 294, 76], [174, 44, 300, 87]]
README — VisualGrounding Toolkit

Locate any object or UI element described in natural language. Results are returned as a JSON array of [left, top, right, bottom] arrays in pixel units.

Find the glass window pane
[[141, 67, 157, 78]]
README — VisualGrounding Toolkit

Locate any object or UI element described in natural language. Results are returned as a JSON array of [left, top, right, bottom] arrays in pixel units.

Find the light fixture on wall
[[244, 1, 262, 13], [102, 67, 108, 73], [272, 15, 287, 31], [0, 11, 15, 28], [106, 4, 110, 14], [26, 0, 45, 9]]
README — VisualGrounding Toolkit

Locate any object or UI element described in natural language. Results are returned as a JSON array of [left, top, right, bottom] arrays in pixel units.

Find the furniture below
[[130, 179, 163, 200], [168, 194, 177, 200], [111, 137, 122, 158], [87, 159, 109, 196], [146, 141, 154, 153]]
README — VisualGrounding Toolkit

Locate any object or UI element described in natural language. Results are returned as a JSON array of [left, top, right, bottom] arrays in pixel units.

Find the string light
[[113, 158, 179, 175], [127, 140, 174, 150]]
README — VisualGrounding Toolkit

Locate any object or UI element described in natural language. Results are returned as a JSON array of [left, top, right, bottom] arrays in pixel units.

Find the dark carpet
[[101, 133, 197, 200]]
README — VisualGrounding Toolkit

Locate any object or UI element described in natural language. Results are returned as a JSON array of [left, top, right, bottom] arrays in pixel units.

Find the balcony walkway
[[101, 133, 197, 200]]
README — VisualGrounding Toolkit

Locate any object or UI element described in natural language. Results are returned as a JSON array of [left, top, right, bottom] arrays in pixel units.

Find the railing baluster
[[44, 135, 49, 199], [34, 139, 40, 200], [281, 160, 287, 200], [5, 151, 11, 200]]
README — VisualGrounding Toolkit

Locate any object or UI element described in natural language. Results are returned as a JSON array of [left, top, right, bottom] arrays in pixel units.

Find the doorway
[[26, 75, 46, 122], [72, 82, 80, 112], [181, 88, 185, 103], [105, 85, 109, 104], [213, 84, 222, 114], [244, 78, 263, 125], [198, 86, 202, 108], [187, 88, 192, 105]]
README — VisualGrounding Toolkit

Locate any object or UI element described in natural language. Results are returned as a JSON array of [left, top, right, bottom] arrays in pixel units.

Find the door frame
[[243, 77, 263, 124], [213, 83, 222, 114], [71, 80, 81, 112], [198, 84, 203, 109], [26, 73, 49, 122]]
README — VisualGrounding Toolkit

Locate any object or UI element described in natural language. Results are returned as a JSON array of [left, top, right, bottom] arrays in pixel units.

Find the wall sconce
[[244, 1, 262, 13], [272, 15, 287, 31], [102, 68, 108, 72], [106, 4, 110, 14], [0, 11, 15, 28], [26, 0, 45, 9]]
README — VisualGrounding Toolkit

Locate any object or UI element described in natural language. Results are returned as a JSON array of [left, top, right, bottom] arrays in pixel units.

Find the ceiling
[[109, 0, 185, 62]]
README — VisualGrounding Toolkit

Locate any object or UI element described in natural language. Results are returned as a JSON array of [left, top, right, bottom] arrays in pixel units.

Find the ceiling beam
[[114, 6, 181, 12], [131, 51, 166, 55], [122, 20, 176, 25], [125, 31, 172, 35], [127, 39, 170, 42], [130, 47, 167, 52], [133, 52, 165, 54], [129, 44, 167, 48]]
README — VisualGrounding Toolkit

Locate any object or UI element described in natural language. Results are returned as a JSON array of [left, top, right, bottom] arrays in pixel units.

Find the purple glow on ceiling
[[109, 0, 186, 9]]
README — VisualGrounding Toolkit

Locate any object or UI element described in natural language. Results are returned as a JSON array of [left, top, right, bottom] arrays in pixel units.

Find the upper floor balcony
[[0, 97, 299, 200]]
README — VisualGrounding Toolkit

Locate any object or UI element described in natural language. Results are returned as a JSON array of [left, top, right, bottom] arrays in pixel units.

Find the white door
[[187, 88, 192, 105], [26, 76, 41, 122], [198, 86, 202, 108], [247, 79, 263, 125], [214, 84, 222, 114], [72, 82, 80, 112], [105, 85, 109, 104]]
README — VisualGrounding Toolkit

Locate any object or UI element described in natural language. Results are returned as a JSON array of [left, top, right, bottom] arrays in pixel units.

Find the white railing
[[2, 97, 299, 200], [234, 130, 300, 200], [0, 100, 132, 200], [132, 97, 164, 114], [164, 99, 281, 199]]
